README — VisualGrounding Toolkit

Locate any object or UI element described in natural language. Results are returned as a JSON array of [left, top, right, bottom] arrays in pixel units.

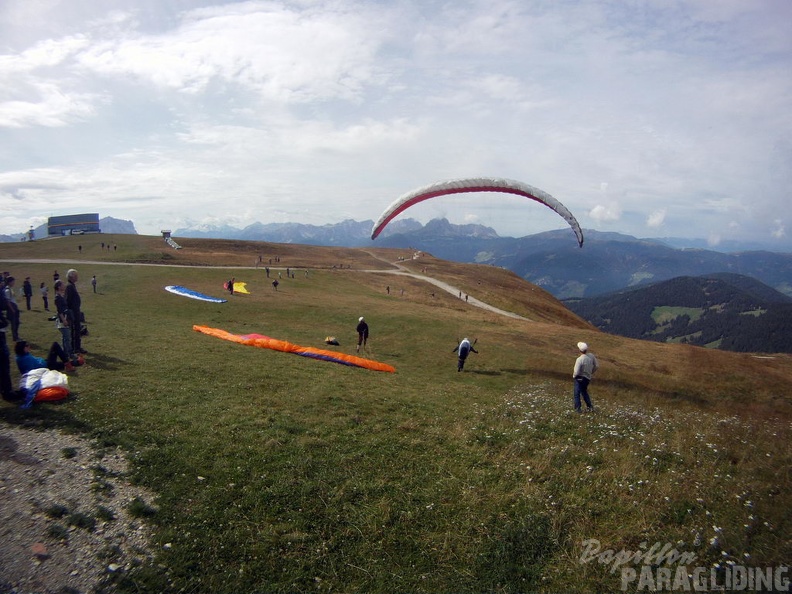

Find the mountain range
[[166, 218, 792, 299], [4, 216, 791, 300]]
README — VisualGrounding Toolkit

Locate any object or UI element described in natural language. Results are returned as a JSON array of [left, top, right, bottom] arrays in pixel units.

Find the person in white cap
[[573, 341, 598, 412], [356, 316, 369, 352]]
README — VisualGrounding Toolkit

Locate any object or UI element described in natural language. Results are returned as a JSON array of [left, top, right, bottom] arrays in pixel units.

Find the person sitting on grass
[[14, 340, 79, 374]]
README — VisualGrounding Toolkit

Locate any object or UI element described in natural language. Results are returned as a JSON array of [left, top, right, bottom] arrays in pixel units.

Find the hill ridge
[[567, 273, 792, 353]]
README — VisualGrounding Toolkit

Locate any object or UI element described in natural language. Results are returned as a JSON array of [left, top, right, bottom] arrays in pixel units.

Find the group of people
[[452, 337, 599, 410], [355, 314, 598, 411], [452, 336, 599, 411], [1, 268, 87, 403], [2, 264, 601, 411]]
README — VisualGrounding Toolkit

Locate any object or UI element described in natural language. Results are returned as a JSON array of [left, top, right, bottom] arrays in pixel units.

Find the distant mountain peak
[[172, 217, 497, 245], [100, 217, 137, 234], [410, 218, 499, 239]]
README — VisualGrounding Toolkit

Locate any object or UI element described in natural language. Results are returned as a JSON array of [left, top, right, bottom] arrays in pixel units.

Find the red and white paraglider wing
[[370, 177, 584, 247]]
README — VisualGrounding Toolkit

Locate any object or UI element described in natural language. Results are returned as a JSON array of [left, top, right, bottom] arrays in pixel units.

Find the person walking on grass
[[356, 317, 369, 353], [573, 341, 598, 413], [453, 337, 478, 372]]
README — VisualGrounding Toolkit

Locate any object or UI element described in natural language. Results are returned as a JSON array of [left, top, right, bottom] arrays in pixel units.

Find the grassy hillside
[[567, 274, 792, 353], [2, 234, 791, 593]]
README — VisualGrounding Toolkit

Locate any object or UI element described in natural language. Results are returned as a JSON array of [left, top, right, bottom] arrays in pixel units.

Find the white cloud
[[0, 36, 88, 73], [0, 0, 789, 247], [589, 203, 622, 224], [76, 3, 387, 102], [0, 81, 100, 128], [646, 209, 666, 229]]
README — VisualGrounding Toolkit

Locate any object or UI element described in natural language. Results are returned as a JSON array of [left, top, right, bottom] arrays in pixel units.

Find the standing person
[[3, 276, 20, 341], [54, 280, 75, 363], [65, 269, 85, 354], [40, 282, 49, 311], [573, 342, 599, 413], [453, 338, 478, 372], [0, 286, 15, 401], [228, 277, 235, 295], [356, 317, 369, 353], [22, 277, 33, 310], [91, 275, 97, 293]]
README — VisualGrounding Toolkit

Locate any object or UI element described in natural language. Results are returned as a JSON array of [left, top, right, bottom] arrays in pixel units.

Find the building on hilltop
[[48, 213, 101, 236]]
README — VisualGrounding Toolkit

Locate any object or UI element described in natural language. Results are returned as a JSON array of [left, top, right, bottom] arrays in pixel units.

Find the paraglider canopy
[[370, 177, 584, 247]]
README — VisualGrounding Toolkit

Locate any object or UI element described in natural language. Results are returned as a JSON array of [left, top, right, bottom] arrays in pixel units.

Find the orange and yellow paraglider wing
[[192, 325, 395, 373]]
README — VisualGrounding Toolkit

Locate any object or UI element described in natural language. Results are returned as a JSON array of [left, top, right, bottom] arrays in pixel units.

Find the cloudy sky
[[1, 0, 790, 247]]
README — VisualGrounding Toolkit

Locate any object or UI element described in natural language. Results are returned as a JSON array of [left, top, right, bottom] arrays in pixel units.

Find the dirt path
[[358, 251, 530, 320], [359, 267, 529, 320], [0, 425, 157, 594]]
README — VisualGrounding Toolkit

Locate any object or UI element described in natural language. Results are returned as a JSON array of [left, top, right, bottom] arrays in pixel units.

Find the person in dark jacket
[[0, 287, 16, 400], [54, 280, 77, 363], [356, 317, 369, 353], [22, 277, 33, 310], [65, 269, 85, 354]]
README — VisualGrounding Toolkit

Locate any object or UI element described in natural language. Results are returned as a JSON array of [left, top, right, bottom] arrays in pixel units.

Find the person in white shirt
[[573, 341, 598, 412], [453, 338, 478, 372]]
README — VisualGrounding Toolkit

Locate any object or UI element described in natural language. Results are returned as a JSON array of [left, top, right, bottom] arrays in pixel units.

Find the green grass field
[[651, 306, 704, 325], [2, 235, 791, 593]]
